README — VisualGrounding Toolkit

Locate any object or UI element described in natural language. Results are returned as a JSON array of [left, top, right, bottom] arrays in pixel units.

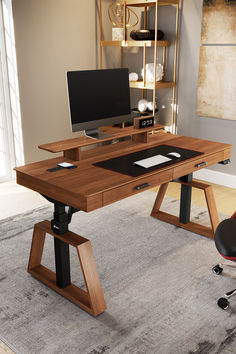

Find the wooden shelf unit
[[99, 0, 180, 134], [120, 0, 179, 6], [101, 40, 171, 48], [130, 80, 175, 89]]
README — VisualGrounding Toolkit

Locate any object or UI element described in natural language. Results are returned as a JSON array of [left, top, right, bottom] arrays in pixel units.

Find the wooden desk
[[14, 132, 232, 316]]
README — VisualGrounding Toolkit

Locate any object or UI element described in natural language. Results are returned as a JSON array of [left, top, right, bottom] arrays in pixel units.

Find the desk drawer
[[173, 151, 224, 179], [103, 169, 172, 206]]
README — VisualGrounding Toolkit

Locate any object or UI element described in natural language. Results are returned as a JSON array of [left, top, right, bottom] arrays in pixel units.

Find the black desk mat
[[94, 145, 203, 177]]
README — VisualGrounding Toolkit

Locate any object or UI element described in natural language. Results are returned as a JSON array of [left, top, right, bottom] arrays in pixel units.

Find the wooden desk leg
[[151, 183, 169, 215], [204, 185, 220, 234], [28, 221, 106, 316], [151, 178, 219, 239]]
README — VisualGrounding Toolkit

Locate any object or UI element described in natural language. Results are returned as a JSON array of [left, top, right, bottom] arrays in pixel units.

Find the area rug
[[0, 191, 235, 354]]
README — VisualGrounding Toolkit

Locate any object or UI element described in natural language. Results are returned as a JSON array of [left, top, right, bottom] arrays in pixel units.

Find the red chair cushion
[[231, 211, 236, 219]]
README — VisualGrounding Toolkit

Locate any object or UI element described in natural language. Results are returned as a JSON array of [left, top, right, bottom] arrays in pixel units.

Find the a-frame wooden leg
[[28, 223, 46, 270], [28, 220, 106, 316], [151, 183, 169, 217], [151, 180, 219, 239], [77, 242, 106, 316], [204, 185, 220, 234]]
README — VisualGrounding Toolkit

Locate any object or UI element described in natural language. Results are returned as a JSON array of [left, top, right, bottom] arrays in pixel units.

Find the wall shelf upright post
[[99, 0, 180, 133]]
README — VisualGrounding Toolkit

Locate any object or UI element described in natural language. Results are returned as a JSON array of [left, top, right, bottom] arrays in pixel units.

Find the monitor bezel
[[66, 68, 132, 134]]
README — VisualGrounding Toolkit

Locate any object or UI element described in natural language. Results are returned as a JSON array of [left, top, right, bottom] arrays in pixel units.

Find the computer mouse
[[167, 152, 181, 158]]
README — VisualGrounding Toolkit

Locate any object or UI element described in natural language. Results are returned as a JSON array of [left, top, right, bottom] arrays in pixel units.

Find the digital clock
[[134, 116, 154, 129]]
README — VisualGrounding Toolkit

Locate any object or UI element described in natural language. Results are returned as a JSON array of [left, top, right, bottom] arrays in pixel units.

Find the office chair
[[212, 212, 236, 310]]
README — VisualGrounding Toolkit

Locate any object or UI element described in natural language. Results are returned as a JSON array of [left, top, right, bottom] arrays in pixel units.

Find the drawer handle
[[195, 162, 207, 168], [135, 183, 150, 191]]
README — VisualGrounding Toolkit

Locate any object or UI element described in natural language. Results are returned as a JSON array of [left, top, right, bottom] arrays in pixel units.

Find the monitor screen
[[67, 68, 131, 134]]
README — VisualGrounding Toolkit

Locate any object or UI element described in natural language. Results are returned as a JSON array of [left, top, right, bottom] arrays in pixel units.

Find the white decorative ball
[[129, 72, 138, 82], [138, 99, 148, 113], [147, 101, 154, 111], [141, 63, 164, 82]]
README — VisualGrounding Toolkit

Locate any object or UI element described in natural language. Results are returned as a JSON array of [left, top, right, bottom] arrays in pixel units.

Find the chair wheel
[[217, 297, 229, 310], [212, 264, 223, 275]]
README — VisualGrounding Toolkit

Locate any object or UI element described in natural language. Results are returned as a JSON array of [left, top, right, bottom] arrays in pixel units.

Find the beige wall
[[12, 0, 97, 163], [13, 1, 179, 164]]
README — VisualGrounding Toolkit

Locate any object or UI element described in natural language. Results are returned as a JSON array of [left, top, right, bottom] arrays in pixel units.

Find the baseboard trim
[[194, 169, 236, 189]]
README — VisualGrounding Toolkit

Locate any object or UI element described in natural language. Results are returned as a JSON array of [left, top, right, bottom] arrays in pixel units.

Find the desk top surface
[[15, 133, 232, 212]]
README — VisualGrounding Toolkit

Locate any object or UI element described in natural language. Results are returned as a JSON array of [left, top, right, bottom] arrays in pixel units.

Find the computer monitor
[[67, 68, 131, 139]]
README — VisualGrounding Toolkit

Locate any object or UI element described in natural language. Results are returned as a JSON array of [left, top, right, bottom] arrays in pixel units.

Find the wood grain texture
[[151, 183, 169, 214], [39, 124, 164, 154], [131, 131, 148, 143], [15, 134, 232, 212], [151, 210, 214, 239], [151, 179, 220, 239], [29, 265, 92, 313], [64, 148, 82, 161], [152, 179, 236, 216], [204, 185, 219, 234], [77, 242, 106, 316], [179, 180, 220, 234], [103, 170, 172, 206], [28, 224, 46, 269], [17, 133, 231, 316], [28, 220, 106, 316], [197, 46, 236, 120], [173, 150, 225, 179]]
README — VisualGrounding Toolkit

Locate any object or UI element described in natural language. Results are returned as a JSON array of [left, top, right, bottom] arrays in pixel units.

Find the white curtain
[[0, 0, 23, 182]]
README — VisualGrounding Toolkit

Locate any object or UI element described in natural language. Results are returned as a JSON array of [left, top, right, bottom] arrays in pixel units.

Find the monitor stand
[[85, 128, 113, 140]]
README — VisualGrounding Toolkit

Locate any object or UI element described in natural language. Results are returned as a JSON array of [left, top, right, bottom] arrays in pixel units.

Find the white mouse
[[167, 152, 181, 158]]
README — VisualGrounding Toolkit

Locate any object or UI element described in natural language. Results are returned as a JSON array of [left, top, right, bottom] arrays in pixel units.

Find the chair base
[[213, 262, 236, 310]]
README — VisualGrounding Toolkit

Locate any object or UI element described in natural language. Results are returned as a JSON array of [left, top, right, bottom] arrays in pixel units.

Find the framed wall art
[[197, 0, 236, 120]]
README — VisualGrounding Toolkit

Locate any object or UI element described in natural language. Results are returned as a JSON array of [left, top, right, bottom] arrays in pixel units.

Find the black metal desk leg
[[41, 196, 79, 289], [54, 238, 71, 288], [179, 173, 193, 224]]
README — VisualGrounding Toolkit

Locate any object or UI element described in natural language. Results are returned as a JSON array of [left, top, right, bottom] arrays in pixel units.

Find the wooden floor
[[152, 180, 236, 216], [0, 341, 14, 354]]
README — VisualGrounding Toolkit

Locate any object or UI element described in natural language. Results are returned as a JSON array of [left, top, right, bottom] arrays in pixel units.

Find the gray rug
[[0, 191, 235, 354]]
